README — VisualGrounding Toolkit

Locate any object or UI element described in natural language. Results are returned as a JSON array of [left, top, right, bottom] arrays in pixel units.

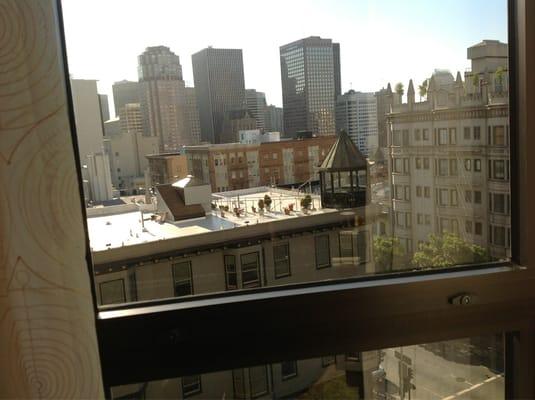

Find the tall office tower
[[192, 47, 246, 144], [98, 94, 110, 123], [336, 90, 379, 157], [112, 80, 140, 117], [138, 46, 190, 151], [388, 40, 510, 261], [280, 36, 341, 137], [245, 89, 267, 131], [185, 87, 201, 145], [264, 105, 284, 133]]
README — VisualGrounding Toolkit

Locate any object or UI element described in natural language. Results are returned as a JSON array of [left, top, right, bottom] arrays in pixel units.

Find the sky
[[61, 0, 507, 117]]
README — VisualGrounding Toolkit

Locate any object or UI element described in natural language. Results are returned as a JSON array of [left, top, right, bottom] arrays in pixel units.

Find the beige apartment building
[[104, 103, 159, 195], [185, 136, 336, 192], [388, 40, 510, 260], [146, 152, 189, 186]]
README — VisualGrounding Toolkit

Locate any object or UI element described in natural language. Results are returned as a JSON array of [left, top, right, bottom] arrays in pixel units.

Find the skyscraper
[[280, 36, 341, 137], [138, 46, 190, 151], [98, 94, 110, 123], [112, 80, 140, 117], [192, 47, 246, 144], [185, 87, 201, 145], [245, 89, 267, 131], [336, 90, 379, 156], [264, 105, 284, 133]]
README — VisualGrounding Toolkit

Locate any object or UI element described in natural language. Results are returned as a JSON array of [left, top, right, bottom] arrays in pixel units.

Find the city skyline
[[61, 0, 507, 116]]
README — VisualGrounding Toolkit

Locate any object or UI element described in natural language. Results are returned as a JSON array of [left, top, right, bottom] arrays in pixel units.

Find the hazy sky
[[62, 0, 507, 117]]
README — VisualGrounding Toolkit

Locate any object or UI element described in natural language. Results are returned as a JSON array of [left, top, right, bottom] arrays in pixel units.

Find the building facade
[[185, 86, 201, 145], [264, 104, 284, 133], [112, 80, 140, 117], [138, 46, 191, 152], [388, 40, 510, 261], [220, 109, 257, 143], [336, 90, 379, 157], [192, 47, 246, 144], [280, 36, 340, 138], [184, 136, 336, 192], [245, 89, 267, 131], [146, 153, 189, 186], [98, 93, 110, 122]]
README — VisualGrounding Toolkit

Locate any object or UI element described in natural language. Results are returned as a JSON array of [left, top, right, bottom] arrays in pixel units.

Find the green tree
[[472, 73, 480, 91], [418, 79, 428, 100], [412, 232, 490, 269], [373, 236, 405, 271], [495, 66, 505, 92], [300, 194, 312, 210], [395, 82, 404, 96]]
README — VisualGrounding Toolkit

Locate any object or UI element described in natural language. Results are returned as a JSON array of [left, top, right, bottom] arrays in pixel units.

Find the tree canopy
[[373, 236, 405, 271], [412, 232, 490, 269]]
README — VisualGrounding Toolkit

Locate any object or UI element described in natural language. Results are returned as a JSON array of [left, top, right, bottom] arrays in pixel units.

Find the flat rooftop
[[87, 187, 334, 252]]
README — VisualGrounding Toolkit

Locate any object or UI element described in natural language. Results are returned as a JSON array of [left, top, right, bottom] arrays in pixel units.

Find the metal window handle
[[449, 293, 477, 306]]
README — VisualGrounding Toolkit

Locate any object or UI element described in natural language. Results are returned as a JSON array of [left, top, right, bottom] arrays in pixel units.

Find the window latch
[[449, 293, 477, 306]]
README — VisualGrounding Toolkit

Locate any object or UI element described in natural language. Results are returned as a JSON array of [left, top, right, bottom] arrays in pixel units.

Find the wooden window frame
[[52, 0, 535, 398]]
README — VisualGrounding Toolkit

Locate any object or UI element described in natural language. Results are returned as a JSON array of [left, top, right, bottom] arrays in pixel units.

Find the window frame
[[280, 361, 298, 380], [315, 234, 331, 269], [53, 0, 535, 398], [181, 375, 202, 398], [273, 242, 291, 279], [172, 261, 194, 297]]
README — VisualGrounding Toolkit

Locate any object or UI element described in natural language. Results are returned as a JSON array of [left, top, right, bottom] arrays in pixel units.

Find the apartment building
[[184, 136, 336, 192], [388, 40, 510, 260], [146, 152, 189, 186]]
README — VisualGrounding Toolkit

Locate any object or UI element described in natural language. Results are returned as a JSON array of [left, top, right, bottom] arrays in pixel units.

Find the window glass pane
[[111, 335, 505, 399], [65, 0, 510, 306], [100, 279, 125, 305]]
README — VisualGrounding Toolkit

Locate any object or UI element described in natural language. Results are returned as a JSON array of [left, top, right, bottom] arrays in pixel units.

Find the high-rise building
[[264, 105, 284, 133], [98, 94, 110, 123], [245, 89, 267, 131], [388, 40, 510, 260], [138, 46, 190, 152], [336, 90, 379, 157], [280, 36, 340, 137], [185, 87, 201, 145], [112, 80, 140, 117], [192, 47, 246, 144]]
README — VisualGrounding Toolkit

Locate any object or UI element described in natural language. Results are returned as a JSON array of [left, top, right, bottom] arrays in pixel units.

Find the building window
[[345, 352, 360, 362], [438, 159, 449, 176], [416, 186, 422, 197], [241, 252, 261, 288], [464, 126, 471, 140], [449, 128, 457, 144], [99, 279, 125, 305], [474, 126, 481, 140], [224, 255, 238, 290], [424, 186, 431, 198], [182, 375, 201, 398], [249, 366, 269, 398], [422, 128, 429, 140], [491, 226, 507, 247], [475, 222, 483, 236], [474, 190, 482, 204], [414, 129, 421, 141], [423, 158, 430, 169], [273, 243, 291, 278], [315, 235, 331, 269], [392, 130, 401, 146], [491, 160, 507, 180], [490, 193, 508, 214], [474, 159, 482, 172], [450, 159, 458, 175], [281, 361, 298, 380], [173, 261, 193, 297], [439, 189, 449, 206], [493, 125, 506, 146], [415, 158, 422, 169], [438, 128, 448, 145], [464, 159, 472, 171], [339, 232, 354, 258]]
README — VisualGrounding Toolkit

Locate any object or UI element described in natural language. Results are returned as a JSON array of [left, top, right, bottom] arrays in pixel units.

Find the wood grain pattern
[[0, 1, 104, 398]]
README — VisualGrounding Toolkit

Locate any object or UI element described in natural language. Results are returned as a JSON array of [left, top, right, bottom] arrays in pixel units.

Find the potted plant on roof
[[258, 199, 265, 216], [264, 194, 272, 211], [300, 194, 312, 214]]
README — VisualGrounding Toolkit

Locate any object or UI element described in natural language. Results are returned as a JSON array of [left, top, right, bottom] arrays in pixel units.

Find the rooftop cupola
[[318, 130, 369, 209]]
